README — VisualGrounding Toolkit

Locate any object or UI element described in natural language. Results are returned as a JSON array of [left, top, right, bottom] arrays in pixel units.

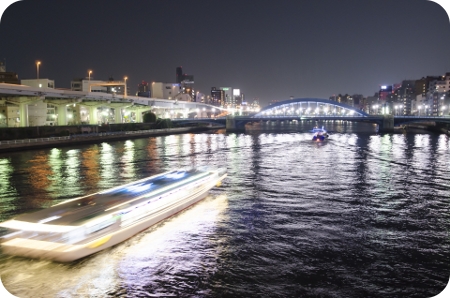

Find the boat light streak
[[0, 220, 77, 233], [104, 172, 211, 212], [99, 170, 173, 194], [38, 215, 61, 223], [126, 183, 152, 193]]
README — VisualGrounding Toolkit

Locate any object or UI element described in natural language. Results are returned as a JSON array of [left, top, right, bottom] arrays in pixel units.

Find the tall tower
[[176, 66, 183, 83]]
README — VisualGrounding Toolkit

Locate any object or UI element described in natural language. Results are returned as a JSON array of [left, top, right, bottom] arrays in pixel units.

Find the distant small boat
[[311, 126, 329, 141]]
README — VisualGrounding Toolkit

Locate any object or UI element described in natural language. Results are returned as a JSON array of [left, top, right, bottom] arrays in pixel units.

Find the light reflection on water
[[0, 159, 14, 220], [0, 127, 448, 297]]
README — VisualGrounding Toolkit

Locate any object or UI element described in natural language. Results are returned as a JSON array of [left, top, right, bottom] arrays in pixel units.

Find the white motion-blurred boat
[[0, 167, 227, 262]]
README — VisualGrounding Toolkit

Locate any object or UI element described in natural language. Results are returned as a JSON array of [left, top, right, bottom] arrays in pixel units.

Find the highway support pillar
[[135, 110, 143, 123], [19, 102, 29, 127], [89, 106, 99, 125], [57, 105, 67, 126], [114, 108, 122, 124]]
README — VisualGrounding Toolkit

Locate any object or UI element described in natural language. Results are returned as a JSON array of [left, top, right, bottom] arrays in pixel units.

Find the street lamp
[[88, 70, 92, 81], [418, 105, 422, 116], [124, 76, 128, 97], [36, 61, 41, 79]]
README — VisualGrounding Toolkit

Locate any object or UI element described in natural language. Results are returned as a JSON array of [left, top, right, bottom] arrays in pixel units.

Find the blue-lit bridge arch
[[254, 98, 369, 117]]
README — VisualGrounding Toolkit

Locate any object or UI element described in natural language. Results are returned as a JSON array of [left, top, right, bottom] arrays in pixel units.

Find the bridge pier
[[378, 115, 394, 133], [226, 115, 245, 132]]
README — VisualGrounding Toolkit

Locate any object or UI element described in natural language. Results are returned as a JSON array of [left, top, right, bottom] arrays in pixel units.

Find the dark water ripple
[[0, 127, 449, 297]]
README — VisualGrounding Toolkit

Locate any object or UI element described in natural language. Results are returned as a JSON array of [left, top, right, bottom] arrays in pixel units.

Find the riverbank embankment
[[0, 126, 221, 153]]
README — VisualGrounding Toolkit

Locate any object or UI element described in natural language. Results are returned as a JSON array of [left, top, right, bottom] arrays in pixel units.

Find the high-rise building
[[397, 80, 415, 115], [176, 67, 183, 84], [415, 76, 440, 98], [427, 74, 448, 116], [233, 89, 241, 107], [220, 87, 233, 107], [176, 66, 195, 100], [211, 87, 224, 106]]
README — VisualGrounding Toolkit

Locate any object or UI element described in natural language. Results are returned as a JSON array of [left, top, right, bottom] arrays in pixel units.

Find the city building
[[151, 82, 182, 100], [210, 87, 224, 106], [397, 80, 415, 115], [176, 66, 183, 83], [427, 74, 449, 116], [351, 94, 364, 110], [175, 66, 195, 101], [21, 78, 55, 89], [71, 77, 129, 96], [330, 94, 352, 105], [365, 94, 379, 114], [415, 76, 440, 99], [137, 81, 151, 97], [0, 61, 20, 84], [250, 98, 260, 110], [233, 89, 242, 107], [220, 87, 233, 108], [71, 78, 107, 92]]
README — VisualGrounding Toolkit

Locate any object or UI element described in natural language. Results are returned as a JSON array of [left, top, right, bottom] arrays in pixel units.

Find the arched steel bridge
[[173, 98, 450, 133], [255, 98, 369, 116]]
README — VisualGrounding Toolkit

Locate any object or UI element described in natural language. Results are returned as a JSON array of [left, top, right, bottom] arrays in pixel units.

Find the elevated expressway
[[0, 83, 225, 127]]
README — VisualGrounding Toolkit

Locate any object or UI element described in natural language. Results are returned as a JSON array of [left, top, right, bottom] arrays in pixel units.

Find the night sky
[[1, 0, 449, 106]]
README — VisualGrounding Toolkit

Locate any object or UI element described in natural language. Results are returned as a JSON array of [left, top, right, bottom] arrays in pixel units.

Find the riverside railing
[[0, 136, 71, 145]]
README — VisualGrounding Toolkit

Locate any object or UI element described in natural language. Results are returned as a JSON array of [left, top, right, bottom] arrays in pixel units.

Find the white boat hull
[[1, 173, 226, 262]]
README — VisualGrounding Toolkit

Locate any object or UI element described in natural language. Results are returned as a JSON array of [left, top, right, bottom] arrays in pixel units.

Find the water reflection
[[0, 158, 14, 220], [0, 195, 228, 298], [114, 195, 228, 296], [99, 143, 118, 188], [121, 140, 135, 179], [27, 152, 52, 193], [81, 146, 100, 191], [145, 138, 160, 172], [0, 131, 448, 297], [65, 149, 81, 189]]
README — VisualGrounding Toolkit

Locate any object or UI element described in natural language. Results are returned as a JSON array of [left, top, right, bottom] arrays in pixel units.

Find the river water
[[0, 122, 449, 297]]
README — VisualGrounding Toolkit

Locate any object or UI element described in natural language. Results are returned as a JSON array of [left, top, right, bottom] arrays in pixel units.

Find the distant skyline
[[0, 0, 450, 106]]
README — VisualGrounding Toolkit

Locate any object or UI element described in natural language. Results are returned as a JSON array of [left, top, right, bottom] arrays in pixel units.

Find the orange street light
[[124, 76, 128, 97], [36, 61, 41, 79]]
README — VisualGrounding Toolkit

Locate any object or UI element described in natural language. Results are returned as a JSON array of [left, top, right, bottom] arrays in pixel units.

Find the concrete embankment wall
[[0, 123, 162, 141], [0, 127, 219, 153]]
